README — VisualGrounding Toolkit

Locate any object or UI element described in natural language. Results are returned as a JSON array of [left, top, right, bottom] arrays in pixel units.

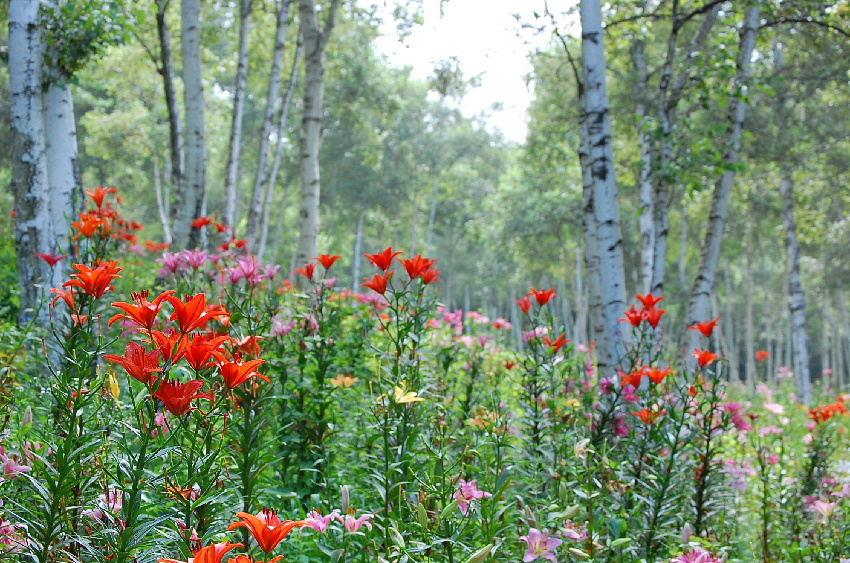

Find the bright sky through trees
[[373, 0, 555, 142]]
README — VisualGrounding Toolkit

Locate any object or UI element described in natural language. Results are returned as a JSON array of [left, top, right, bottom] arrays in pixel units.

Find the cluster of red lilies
[[514, 287, 557, 314], [808, 398, 848, 424], [359, 247, 440, 295], [72, 186, 143, 244], [620, 293, 666, 329]]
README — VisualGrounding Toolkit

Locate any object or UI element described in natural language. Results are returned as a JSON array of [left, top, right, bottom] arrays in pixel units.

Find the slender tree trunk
[[723, 259, 738, 383], [632, 38, 654, 294], [43, 80, 81, 278], [779, 169, 811, 402], [223, 0, 254, 231], [425, 175, 439, 257], [246, 0, 292, 245], [678, 201, 688, 290], [580, 0, 629, 373], [352, 205, 365, 290], [745, 211, 756, 388], [686, 6, 758, 356], [651, 4, 720, 295], [174, 0, 206, 249], [10, 0, 54, 325], [294, 0, 341, 273], [575, 243, 587, 345], [156, 0, 184, 191], [153, 155, 173, 244], [409, 190, 419, 255]]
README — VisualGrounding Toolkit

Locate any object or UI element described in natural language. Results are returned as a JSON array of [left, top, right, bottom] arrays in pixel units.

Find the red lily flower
[[643, 307, 666, 329], [232, 335, 263, 358], [167, 294, 230, 334], [635, 293, 664, 309], [228, 510, 306, 553], [72, 212, 104, 238], [214, 222, 229, 233], [218, 358, 269, 388], [619, 369, 643, 388], [515, 296, 532, 314], [104, 342, 162, 386], [632, 408, 666, 425], [541, 333, 570, 353], [85, 186, 116, 208], [315, 254, 342, 270], [191, 216, 211, 228], [145, 240, 171, 252], [365, 247, 402, 271], [692, 348, 719, 368], [755, 350, 769, 362], [619, 304, 643, 327], [152, 379, 213, 415], [149, 329, 190, 362], [63, 261, 122, 298], [528, 287, 556, 306], [49, 287, 77, 312], [399, 255, 437, 280], [420, 267, 440, 285], [36, 253, 67, 267], [689, 317, 719, 338], [295, 262, 316, 281], [109, 290, 175, 331], [645, 366, 672, 385], [182, 334, 230, 371], [227, 555, 283, 563], [362, 272, 393, 295], [159, 541, 242, 563]]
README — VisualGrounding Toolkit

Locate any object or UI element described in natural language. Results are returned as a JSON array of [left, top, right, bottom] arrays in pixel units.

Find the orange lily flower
[[62, 261, 122, 298], [294, 262, 316, 281], [159, 541, 242, 563], [104, 342, 162, 386], [109, 290, 175, 331], [364, 247, 402, 271], [528, 287, 556, 306], [149, 328, 190, 362], [635, 293, 664, 308], [167, 294, 230, 334], [361, 272, 393, 295], [619, 369, 642, 388], [645, 366, 673, 385], [688, 317, 720, 338], [632, 408, 666, 425], [692, 349, 719, 369], [218, 358, 268, 389], [643, 307, 666, 329], [399, 255, 437, 280], [227, 509, 306, 553], [315, 254, 342, 270], [227, 555, 283, 563], [153, 380, 213, 415], [541, 333, 571, 354], [183, 334, 230, 371], [49, 287, 77, 312]]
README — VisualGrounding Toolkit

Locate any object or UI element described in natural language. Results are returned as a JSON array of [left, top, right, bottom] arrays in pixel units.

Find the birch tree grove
[[294, 0, 342, 271], [687, 6, 759, 355], [580, 0, 629, 373]]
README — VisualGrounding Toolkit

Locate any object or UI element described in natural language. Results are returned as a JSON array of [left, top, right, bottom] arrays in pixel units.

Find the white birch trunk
[[780, 169, 812, 403], [294, 0, 341, 272], [580, 0, 629, 373], [723, 259, 739, 383], [153, 155, 173, 244], [632, 38, 654, 294], [246, 0, 292, 245], [351, 206, 365, 291], [156, 0, 184, 190], [425, 176, 439, 257], [223, 0, 253, 231], [686, 6, 758, 357], [745, 212, 756, 388], [174, 0, 206, 250], [575, 243, 587, 345], [10, 0, 53, 325], [43, 80, 80, 287]]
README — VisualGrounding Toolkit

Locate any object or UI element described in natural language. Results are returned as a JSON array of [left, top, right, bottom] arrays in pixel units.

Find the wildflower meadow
[[1, 187, 849, 563]]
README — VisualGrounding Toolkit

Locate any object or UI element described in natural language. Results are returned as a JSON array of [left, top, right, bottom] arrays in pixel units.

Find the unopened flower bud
[[464, 544, 493, 563], [341, 484, 350, 515], [682, 522, 692, 545], [22, 407, 32, 428]]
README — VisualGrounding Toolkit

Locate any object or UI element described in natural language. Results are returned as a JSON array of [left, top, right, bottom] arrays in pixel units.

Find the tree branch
[[673, 0, 726, 32], [543, 0, 582, 97], [760, 18, 850, 40]]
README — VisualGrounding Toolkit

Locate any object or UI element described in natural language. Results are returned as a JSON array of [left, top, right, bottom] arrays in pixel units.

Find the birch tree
[[9, 0, 53, 324], [294, 0, 342, 271], [223, 0, 253, 230], [580, 0, 629, 373], [687, 6, 759, 354], [245, 0, 293, 247], [155, 0, 184, 200], [173, 0, 206, 249]]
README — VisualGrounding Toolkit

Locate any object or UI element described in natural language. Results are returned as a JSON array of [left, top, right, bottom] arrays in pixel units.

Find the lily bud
[[340, 484, 350, 514], [464, 544, 493, 563], [22, 406, 32, 427], [417, 503, 428, 529], [682, 522, 692, 545]]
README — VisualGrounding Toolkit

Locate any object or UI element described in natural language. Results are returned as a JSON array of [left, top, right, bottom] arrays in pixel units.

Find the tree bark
[[10, 0, 53, 325], [780, 170, 811, 403], [153, 155, 173, 244], [580, 0, 629, 373], [651, 4, 720, 295], [632, 37, 654, 294], [156, 0, 184, 191], [745, 208, 756, 388], [246, 0, 292, 245], [173, 0, 206, 250], [43, 80, 81, 283], [351, 205, 365, 290], [686, 6, 758, 357], [223, 0, 254, 231], [294, 0, 341, 274]]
